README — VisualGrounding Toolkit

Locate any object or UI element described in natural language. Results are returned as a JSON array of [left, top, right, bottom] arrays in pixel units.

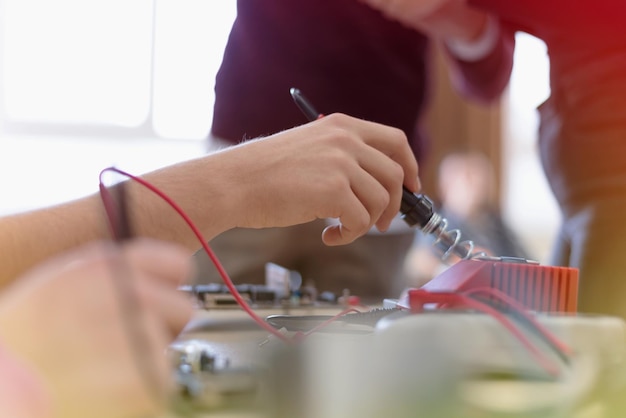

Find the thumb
[[321, 224, 358, 246]]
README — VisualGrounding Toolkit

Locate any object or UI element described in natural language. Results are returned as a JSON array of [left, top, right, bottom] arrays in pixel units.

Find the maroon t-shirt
[[212, 0, 514, 161]]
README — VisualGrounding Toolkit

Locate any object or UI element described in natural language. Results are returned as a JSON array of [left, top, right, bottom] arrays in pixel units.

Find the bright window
[[502, 33, 559, 263], [0, 0, 237, 214], [3, 0, 154, 127]]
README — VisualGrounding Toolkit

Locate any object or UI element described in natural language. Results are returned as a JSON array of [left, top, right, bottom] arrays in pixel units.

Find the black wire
[[104, 178, 164, 402], [467, 293, 572, 365]]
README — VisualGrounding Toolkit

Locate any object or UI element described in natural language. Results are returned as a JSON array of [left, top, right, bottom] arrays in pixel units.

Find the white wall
[[502, 33, 560, 263]]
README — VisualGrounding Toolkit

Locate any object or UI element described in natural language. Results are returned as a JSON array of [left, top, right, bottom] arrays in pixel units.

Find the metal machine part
[[168, 339, 258, 410]]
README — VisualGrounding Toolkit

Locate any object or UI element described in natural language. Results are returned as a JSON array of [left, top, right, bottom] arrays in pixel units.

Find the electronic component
[[265, 308, 398, 332], [391, 258, 579, 314], [180, 283, 340, 310], [168, 339, 258, 410], [181, 284, 275, 309]]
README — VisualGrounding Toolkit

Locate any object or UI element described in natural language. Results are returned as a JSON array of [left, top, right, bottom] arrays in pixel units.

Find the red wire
[[98, 167, 291, 343], [455, 295, 562, 377], [463, 287, 573, 355], [409, 289, 563, 377]]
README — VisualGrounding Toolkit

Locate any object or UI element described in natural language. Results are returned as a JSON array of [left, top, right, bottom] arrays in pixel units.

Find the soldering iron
[[290, 87, 482, 261]]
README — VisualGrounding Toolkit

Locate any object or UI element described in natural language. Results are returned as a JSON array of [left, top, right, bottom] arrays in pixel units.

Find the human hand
[[0, 239, 194, 418], [359, 0, 488, 43], [214, 113, 420, 246]]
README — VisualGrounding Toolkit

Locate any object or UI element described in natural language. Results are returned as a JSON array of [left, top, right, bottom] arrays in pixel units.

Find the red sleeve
[[468, 0, 626, 35], [467, 0, 529, 22]]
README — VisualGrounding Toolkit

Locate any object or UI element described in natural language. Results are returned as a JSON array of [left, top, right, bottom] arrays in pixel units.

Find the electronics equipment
[[259, 257, 622, 418], [391, 257, 579, 313], [292, 310, 626, 418]]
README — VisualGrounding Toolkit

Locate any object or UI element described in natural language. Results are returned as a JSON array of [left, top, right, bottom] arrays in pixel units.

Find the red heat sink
[[413, 259, 579, 313]]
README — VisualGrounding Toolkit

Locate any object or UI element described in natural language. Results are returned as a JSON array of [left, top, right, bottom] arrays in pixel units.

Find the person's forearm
[[125, 153, 239, 246], [357, 0, 513, 102], [444, 21, 515, 103], [0, 114, 420, 286], [0, 197, 106, 287], [0, 154, 236, 287], [423, 0, 514, 102], [418, 0, 488, 43]]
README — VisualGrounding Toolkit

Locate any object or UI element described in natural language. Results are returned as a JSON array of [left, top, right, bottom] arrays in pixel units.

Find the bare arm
[[0, 114, 419, 286], [360, 0, 514, 102], [361, 0, 489, 43]]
